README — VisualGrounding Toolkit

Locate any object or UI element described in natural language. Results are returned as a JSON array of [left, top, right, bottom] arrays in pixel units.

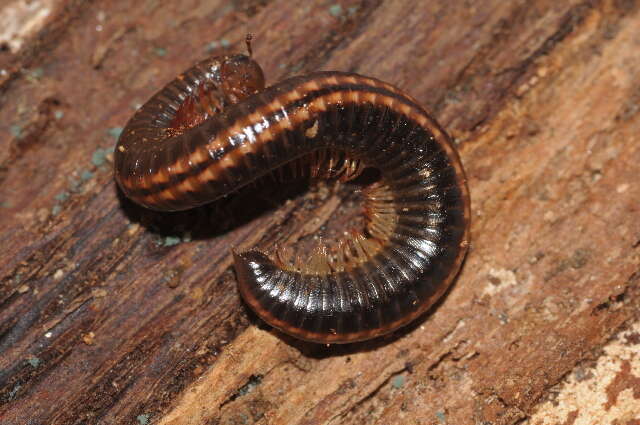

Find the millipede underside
[[239, 148, 401, 277]]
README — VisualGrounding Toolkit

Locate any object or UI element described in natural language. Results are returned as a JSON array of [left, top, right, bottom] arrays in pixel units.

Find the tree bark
[[1, 1, 639, 424]]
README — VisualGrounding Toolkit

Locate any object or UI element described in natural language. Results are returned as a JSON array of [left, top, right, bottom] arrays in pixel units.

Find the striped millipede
[[114, 51, 470, 344]]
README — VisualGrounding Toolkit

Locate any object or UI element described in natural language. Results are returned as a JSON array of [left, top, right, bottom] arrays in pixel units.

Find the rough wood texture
[[1, 1, 639, 424]]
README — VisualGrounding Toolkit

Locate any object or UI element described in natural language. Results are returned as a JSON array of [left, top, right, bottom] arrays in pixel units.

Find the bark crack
[[325, 365, 410, 424]]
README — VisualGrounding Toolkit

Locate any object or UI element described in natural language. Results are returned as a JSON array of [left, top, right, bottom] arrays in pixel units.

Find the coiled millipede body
[[114, 52, 470, 344]]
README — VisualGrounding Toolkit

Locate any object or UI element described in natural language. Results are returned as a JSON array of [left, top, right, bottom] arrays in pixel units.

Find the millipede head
[[220, 54, 265, 104]]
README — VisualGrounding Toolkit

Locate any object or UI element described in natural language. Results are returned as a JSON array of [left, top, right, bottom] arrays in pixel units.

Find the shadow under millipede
[[115, 164, 380, 248]]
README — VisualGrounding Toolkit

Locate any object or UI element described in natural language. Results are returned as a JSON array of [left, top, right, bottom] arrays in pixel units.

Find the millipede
[[114, 39, 470, 344]]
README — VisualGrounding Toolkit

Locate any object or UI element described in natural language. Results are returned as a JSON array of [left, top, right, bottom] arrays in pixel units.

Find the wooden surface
[[1, 1, 639, 424]]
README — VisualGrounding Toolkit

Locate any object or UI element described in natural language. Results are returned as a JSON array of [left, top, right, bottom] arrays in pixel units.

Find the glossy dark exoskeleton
[[114, 53, 470, 343]]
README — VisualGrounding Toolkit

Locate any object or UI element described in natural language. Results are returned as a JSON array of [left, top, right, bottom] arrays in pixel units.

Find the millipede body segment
[[114, 53, 470, 343]]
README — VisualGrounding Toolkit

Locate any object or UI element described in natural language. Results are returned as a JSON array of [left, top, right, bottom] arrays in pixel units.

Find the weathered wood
[[1, 1, 639, 424]]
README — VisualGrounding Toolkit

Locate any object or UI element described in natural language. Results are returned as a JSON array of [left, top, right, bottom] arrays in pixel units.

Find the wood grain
[[1, 1, 639, 424]]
